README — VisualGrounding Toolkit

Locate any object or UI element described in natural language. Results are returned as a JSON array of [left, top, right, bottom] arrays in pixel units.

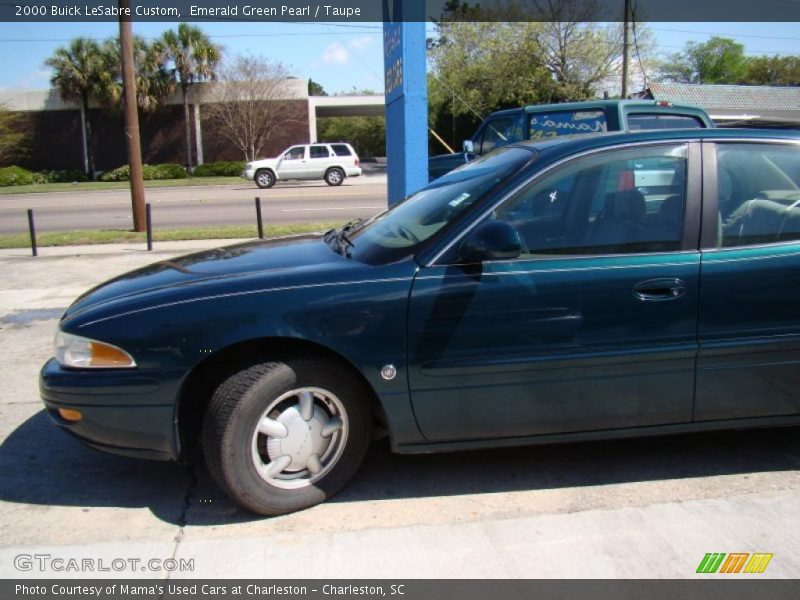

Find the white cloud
[[347, 35, 374, 51], [317, 35, 376, 67], [321, 43, 349, 65]]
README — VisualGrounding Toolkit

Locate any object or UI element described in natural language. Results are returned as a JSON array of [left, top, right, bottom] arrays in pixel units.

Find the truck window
[[527, 110, 607, 140], [478, 117, 517, 154], [627, 114, 704, 130]]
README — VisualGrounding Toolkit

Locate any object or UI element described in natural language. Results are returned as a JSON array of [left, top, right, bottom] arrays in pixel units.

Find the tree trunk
[[182, 85, 193, 172], [80, 92, 95, 178]]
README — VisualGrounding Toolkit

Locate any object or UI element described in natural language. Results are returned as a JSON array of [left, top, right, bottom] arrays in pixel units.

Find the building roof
[[644, 82, 800, 125], [647, 82, 799, 111]]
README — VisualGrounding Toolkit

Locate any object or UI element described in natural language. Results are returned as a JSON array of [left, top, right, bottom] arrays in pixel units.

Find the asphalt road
[[0, 176, 388, 234], [1, 241, 799, 579]]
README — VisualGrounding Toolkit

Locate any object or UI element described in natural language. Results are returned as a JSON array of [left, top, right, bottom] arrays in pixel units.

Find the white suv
[[244, 143, 362, 188]]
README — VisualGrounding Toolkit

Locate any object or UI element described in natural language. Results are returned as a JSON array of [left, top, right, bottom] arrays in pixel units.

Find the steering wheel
[[394, 223, 420, 244], [393, 224, 420, 244]]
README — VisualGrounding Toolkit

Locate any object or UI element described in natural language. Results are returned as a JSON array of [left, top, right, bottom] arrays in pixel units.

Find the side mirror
[[460, 221, 522, 263], [462, 140, 474, 153]]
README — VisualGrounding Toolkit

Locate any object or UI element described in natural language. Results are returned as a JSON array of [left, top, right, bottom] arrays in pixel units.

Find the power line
[[650, 26, 800, 42]]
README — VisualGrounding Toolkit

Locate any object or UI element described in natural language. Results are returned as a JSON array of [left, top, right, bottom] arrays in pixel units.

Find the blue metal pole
[[383, 1, 428, 205]]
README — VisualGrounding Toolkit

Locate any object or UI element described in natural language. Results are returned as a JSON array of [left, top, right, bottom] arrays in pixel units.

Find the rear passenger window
[[309, 145, 330, 158], [330, 144, 352, 156], [717, 143, 800, 248], [628, 114, 704, 130]]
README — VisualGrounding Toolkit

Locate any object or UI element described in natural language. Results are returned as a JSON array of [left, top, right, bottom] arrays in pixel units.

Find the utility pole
[[118, 0, 146, 232], [621, 0, 631, 99]]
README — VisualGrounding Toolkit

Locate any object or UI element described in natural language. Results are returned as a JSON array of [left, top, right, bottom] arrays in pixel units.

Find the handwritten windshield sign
[[528, 110, 607, 140]]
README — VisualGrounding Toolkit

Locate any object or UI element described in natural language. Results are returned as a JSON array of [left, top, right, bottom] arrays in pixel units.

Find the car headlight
[[245, 163, 253, 170], [55, 331, 137, 369]]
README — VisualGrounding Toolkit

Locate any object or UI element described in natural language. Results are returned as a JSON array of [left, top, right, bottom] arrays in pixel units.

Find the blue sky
[[0, 21, 799, 94]]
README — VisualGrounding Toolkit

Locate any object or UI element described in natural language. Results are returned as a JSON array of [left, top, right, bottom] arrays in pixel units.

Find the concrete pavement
[[1, 241, 799, 579]]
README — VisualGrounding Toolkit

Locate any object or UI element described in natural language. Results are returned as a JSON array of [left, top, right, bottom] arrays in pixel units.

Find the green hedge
[[100, 163, 188, 182], [42, 169, 90, 183], [0, 166, 47, 186], [192, 161, 245, 177]]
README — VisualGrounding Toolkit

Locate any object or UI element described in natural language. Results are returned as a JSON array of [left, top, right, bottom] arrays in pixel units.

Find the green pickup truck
[[428, 99, 715, 180]]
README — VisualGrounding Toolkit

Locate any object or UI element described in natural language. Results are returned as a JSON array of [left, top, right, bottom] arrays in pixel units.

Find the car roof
[[488, 99, 707, 118], [509, 127, 800, 162]]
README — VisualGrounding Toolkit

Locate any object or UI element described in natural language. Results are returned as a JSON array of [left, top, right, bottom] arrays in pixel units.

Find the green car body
[[41, 128, 800, 512]]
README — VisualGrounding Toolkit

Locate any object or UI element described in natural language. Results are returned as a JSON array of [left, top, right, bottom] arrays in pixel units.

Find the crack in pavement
[[160, 463, 199, 587]]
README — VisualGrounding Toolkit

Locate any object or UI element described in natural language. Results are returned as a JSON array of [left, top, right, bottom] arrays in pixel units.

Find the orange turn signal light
[[57, 408, 83, 422]]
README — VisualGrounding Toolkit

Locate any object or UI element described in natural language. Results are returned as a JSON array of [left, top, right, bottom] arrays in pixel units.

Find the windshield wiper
[[324, 217, 367, 257]]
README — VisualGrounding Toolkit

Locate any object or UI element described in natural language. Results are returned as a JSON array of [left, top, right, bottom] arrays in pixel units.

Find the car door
[[407, 142, 702, 442], [276, 146, 308, 179], [696, 140, 800, 421], [308, 144, 333, 178]]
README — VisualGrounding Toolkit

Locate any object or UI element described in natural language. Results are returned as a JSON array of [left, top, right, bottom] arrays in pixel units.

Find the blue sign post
[[383, 1, 428, 205]]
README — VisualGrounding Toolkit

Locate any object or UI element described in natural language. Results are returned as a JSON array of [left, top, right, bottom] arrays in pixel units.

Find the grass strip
[[0, 222, 342, 249]]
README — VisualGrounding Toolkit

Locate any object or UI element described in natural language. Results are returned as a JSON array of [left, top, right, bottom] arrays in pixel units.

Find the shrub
[[192, 161, 245, 177], [43, 169, 90, 183], [0, 165, 46, 186], [100, 163, 187, 182], [151, 163, 187, 180], [99, 165, 129, 182]]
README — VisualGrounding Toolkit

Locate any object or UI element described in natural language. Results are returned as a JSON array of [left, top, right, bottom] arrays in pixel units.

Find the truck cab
[[428, 100, 714, 181]]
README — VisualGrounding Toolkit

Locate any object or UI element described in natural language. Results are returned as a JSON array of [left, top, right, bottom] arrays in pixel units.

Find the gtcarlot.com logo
[[14, 554, 195, 573], [696, 552, 773, 574]]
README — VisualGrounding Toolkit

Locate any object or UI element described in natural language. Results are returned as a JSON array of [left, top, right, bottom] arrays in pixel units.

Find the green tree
[[658, 37, 747, 84], [742, 55, 800, 86], [308, 79, 327, 96], [317, 116, 385, 157], [96, 36, 173, 113], [0, 105, 29, 166], [428, 10, 625, 152], [159, 23, 221, 171], [44, 38, 105, 176]]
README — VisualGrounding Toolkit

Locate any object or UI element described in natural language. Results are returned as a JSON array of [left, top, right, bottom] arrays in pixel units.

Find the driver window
[[284, 147, 305, 160], [493, 144, 688, 256]]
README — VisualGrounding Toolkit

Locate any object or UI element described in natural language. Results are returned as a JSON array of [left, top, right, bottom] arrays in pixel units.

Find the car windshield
[[336, 147, 533, 264]]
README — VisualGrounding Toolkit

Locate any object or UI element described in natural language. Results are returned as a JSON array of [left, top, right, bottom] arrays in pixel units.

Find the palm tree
[[159, 24, 221, 171], [96, 36, 174, 113], [45, 38, 104, 177]]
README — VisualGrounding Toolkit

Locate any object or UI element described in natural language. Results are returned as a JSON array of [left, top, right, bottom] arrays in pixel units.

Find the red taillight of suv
[[355, 158, 359, 167]]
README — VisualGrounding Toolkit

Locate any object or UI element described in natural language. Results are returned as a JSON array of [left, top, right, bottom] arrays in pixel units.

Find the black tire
[[254, 169, 275, 189], [202, 358, 372, 515], [324, 167, 345, 186]]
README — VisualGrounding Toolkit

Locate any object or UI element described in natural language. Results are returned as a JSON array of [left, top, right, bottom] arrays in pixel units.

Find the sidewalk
[[0, 237, 252, 259]]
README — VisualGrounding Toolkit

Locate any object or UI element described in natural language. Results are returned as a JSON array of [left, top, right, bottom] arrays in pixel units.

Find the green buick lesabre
[[41, 129, 800, 515]]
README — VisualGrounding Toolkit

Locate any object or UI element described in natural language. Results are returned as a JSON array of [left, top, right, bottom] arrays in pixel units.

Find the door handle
[[633, 278, 686, 302]]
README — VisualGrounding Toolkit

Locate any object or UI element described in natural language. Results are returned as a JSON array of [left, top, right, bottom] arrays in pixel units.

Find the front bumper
[[39, 358, 181, 461], [243, 168, 255, 180]]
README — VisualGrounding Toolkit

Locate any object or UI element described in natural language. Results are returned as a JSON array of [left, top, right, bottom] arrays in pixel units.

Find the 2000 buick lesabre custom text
[[41, 129, 800, 514]]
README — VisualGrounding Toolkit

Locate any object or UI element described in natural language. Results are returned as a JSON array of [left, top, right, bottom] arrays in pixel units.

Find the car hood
[[250, 158, 279, 168], [63, 234, 361, 322]]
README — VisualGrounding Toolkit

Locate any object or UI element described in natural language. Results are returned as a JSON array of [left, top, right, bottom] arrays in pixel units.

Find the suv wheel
[[324, 167, 344, 186], [255, 169, 276, 189], [202, 358, 372, 515]]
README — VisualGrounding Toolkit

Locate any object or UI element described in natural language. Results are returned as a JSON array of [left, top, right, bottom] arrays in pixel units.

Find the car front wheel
[[202, 358, 372, 515], [254, 169, 276, 189], [324, 167, 344, 186]]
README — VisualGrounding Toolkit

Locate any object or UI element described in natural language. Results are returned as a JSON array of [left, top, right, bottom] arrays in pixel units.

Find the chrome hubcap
[[328, 171, 342, 184], [257, 173, 271, 185], [251, 387, 347, 489]]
